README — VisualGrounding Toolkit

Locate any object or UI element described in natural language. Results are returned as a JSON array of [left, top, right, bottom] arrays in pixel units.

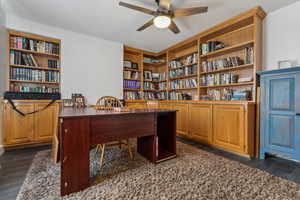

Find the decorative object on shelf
[[277, 60, 296, 69], [144, 70, 152, 81], [63, 99, 74, 107]]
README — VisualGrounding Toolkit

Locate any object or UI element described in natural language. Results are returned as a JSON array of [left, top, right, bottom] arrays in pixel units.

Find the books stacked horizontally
[[202, 56, 243, 72], [152, 72, 166, 81], [201, 73, 238, 86], [124, 91, 140, 100], [10, 36, 59, 55], [10, 67, 60, 83], [10, 50, 38, 66], [124, 71, 139, 80], [144, 57, 165, 64], [10, 83, 59, 93], [158, 82, 167, 90], [245, 47, 254, 64], [185, 53, 198, 65], [123, 61, 138, 70], [123, 80, 140, 89], [169, 78, 197, 89], [169, 64, 197, 79], [143, 82, 155, 90], [201, 41, 225, 55]]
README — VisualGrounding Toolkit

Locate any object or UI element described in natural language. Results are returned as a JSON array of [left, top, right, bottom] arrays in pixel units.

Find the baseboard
[[0, 145, 4, 156]]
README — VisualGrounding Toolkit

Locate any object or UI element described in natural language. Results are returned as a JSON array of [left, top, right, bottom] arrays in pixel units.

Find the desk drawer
[[90, 113, 155, 144]]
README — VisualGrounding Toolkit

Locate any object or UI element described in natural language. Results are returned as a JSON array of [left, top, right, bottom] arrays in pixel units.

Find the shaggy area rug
[[17, 142, 300, 200]]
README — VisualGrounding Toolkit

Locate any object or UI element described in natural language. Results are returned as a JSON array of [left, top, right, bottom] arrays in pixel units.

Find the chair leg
[[99, 144, 106, 168], [127, 139, 133, 160], [96, 144, 101, 153]]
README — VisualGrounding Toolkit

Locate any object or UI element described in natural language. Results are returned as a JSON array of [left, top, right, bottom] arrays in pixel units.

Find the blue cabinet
[[258, 67, 300, 160]]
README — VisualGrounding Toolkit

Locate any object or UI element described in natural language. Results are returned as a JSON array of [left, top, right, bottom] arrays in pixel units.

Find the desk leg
[[60, 118, 90, 196]]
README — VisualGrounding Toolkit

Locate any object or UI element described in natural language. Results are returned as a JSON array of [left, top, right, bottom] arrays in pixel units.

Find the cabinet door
[[159, 102, 171, 110], [173, 103, 189, 135], [189, 104, 212, 144], [213, 105, 245, 154], [127, 103, 145, 109], [5, 102, 35, 145], [34, 103, 58, 141], [261, 73, 300, 158]]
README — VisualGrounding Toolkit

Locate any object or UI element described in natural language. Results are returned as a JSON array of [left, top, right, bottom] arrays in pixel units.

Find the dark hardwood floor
[[1, 139, 300, 200]]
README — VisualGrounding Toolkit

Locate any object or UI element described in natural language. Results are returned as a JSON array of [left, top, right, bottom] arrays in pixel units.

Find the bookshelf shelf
[[123, 68, 140, 72], [10, 48, 60, 58], [200, 82, 254, 89], [200, 40, 254, 58], [143, 62, 166, 67], [123, 88, 140, 91], [124, 78, 140, 81], [200, 64, 253, 75], [10, 79, 60, 85], [169, 87, 198, 91], [10, 64, 60, 71], [169, 74, 198, 81]]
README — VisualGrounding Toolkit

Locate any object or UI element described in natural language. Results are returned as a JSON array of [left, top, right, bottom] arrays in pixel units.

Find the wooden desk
[[59, 108, 177, 196]]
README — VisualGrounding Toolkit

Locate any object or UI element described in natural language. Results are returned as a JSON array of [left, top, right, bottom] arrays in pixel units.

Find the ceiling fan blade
[[158, 0, 172, 10], [137, 18, 154, 31], [173, 7, 208, 18], [169, 20, 180, 34], [119, 1, 156, 16]]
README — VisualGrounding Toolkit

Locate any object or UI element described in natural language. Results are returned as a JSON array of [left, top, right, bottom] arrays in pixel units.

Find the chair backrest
[[96, 96, 123, 108]]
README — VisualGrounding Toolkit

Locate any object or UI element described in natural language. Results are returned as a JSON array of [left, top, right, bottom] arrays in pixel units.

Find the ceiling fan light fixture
[[153, 15, 171, 29]]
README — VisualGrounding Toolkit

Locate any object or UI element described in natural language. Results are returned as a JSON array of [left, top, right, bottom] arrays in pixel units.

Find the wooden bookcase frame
[[6, 29, 61, 93], [123, 7, 266, 102]]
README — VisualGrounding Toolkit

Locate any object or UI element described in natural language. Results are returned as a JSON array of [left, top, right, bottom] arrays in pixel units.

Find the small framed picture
[[63, 99, 74, 107], [144, 70, 152, 81]]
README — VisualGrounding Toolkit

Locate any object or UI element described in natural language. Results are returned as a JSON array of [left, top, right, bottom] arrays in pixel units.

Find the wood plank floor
[[1, 139, 300, 200]]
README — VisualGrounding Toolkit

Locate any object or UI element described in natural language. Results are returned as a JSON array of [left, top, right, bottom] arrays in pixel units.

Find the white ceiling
[[3, 0, 300, 52]]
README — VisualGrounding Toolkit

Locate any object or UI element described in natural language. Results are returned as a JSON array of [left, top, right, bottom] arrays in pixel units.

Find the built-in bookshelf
[[7, 30, 61, 94], [123, 7, 265, 101]]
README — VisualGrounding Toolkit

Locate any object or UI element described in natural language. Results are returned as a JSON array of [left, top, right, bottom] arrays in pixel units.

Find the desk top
[[59, 107, 177, 118]]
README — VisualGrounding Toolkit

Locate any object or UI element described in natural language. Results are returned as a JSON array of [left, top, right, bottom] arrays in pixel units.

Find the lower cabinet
[[126, 102, 147, 109], [2, 100, 60, 148], [189, 104, 212, 145], [172, 103, 189, 136], [126, 100, 255, 157], [213, 105, 246, 155]]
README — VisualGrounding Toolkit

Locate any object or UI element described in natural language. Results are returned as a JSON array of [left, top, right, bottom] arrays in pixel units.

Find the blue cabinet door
[[260, 72, 300, 160]]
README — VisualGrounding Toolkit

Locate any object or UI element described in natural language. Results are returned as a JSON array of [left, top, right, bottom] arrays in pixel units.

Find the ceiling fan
[[119, 0, 208, 34]]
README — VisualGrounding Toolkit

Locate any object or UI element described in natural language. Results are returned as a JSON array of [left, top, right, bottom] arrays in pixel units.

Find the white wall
[[5, 14, 124, 104], [0, 0, 6, 155], [263, 1, 300, 70]]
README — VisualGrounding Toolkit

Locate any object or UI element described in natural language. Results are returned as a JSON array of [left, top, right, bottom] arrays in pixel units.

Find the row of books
[[169, 92, 192, 100], [201, 56, 243, 72], [123, 80, 140, 89], [10, 36, 59, 55], [202, 88, 252, 101], [123, 61, 138, 69], [10, 50, 37, 66], [201, 41, 225, 55], [10, 67, 60, 83], [143, 82, 155, 90], [48, 60, 59, 69], [245, 47, 254, 64], [159, 82, 167, 90], [124, 91, 141, 100], [10, 83, 59, 93], [152, 72, 166, 81], [157, 92, 168, 100], [169, 78, 197, 89], [185, 53, 198, 65], [124, 71, 139, 80], [169, 65, 197, 79], [201, 73, 238, 86], [143, 92, 168, 100]]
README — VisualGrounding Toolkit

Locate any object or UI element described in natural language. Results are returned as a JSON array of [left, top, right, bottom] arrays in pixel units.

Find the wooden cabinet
[[126, 102, 146, 109], [2, 100, 60, 148], [172, 103, 189, 136], [189, 104, 212, 145], [213, 105, 246, 155]]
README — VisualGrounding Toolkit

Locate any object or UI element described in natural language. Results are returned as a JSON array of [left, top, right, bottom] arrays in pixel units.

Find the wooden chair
[[95, 96, 133, 168]]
